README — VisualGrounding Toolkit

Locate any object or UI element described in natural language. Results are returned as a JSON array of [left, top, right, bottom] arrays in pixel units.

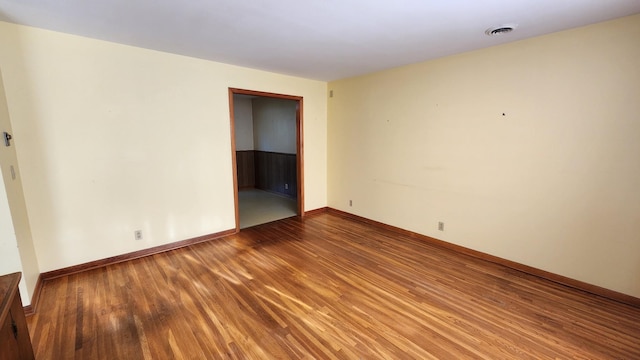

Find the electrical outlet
[[134, 230, 143, 240], [349, 200, 352, 206], [438, 222, 444, 231], [285, 183, 289, 190]]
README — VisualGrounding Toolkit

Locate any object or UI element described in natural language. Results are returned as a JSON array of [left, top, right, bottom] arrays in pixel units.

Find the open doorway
[[229, 88, 304, 230]]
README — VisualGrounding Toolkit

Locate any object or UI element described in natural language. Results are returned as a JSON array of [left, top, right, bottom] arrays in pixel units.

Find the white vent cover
[[485, 24, 518, 36]]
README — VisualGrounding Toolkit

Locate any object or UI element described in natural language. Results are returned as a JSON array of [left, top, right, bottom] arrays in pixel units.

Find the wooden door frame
[[228, 88, 304, 232]]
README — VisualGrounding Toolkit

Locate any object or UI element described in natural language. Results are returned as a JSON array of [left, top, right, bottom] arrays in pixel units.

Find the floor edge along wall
[[23, 208, 640, 315]]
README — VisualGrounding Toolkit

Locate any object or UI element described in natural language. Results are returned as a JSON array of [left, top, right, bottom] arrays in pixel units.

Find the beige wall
[[0, 169, 26, 296], [0, 70, 39, 305], [328, 15, 640, 297], [0, 21, 327, 272], [252, 97, 297, 154], [1, 13, 638, 301]]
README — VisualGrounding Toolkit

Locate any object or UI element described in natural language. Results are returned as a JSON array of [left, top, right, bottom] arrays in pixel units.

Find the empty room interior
[[1, 1, 639, 358], [233, 93, 300, 229]]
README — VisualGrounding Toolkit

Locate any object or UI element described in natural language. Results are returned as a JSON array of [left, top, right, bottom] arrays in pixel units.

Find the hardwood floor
[[27, 213, 640, 359]]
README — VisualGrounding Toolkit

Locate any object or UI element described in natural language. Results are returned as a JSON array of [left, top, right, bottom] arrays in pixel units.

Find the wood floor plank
[[27, 213, 640, 359]]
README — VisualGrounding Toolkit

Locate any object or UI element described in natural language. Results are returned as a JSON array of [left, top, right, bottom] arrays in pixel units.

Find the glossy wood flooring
[[27, 213, 640, 359]]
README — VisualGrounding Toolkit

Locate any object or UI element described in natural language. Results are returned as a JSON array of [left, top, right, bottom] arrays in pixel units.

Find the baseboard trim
[[327, 208, 640, 308], [304, 207, 328, 217], [23, 274, 43, 317], [28, 229, 237, 315], [40, 228, 237, 282], [256, 187, 297, 200]]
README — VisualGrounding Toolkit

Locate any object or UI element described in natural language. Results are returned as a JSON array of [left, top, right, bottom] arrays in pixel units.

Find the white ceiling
[[1, 0, 639, 81]]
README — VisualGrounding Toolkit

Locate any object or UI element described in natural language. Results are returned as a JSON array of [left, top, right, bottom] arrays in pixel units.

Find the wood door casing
[[228, 88, 304, 232]]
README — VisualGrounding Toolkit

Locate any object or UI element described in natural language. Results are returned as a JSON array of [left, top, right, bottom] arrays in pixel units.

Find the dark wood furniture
[[0, 272, 35, 360]]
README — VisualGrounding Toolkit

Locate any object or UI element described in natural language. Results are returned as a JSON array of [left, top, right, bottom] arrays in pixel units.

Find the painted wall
[[252, 97, 297, 154], [0, 170, 27, 298], [233, 96, 254, 151], [328, 15, 640, 297], [0, 71, 39, 305], [0, 21, 327, 272]]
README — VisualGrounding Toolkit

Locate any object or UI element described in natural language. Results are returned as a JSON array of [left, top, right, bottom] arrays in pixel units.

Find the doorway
[[229, 88, 304, 231]]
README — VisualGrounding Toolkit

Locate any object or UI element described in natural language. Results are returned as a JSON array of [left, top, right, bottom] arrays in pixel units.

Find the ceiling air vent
[[485, 24, 517, 36]]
